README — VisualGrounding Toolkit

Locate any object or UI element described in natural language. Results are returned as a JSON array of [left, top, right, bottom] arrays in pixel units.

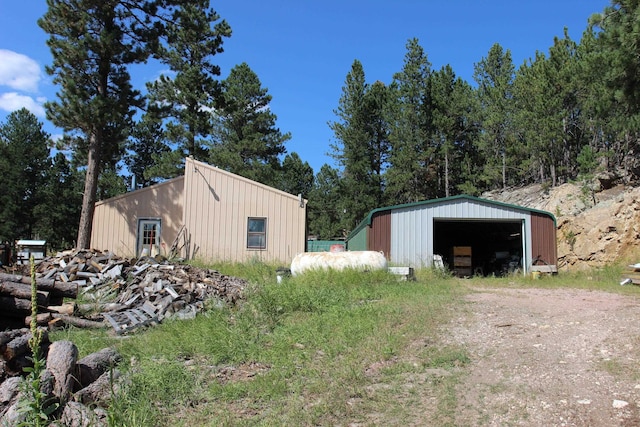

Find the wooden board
[[453, 246, 472, 256]]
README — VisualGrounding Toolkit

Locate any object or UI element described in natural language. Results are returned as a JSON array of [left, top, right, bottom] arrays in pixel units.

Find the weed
[[15, 256, 58, 426]]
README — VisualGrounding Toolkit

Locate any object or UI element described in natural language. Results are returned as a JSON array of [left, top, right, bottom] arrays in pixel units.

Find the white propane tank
[[290, 251, 387, 276]]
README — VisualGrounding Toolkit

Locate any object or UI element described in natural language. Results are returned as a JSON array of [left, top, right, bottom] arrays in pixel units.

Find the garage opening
[[433, 219, 524, 277]]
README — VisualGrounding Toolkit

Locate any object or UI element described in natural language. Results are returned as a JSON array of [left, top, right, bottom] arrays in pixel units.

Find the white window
[[247, 217, 267, 249]]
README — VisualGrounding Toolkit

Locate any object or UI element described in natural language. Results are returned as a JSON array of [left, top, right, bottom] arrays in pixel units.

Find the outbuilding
[[346, 195, 557, 276], [91, 157, 307, 264]]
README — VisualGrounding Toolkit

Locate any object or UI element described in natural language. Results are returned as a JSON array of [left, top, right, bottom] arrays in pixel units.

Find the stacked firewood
[[1, 249, 248, 333], [0, 249, 251, 425], [0, 331, 121, 426]]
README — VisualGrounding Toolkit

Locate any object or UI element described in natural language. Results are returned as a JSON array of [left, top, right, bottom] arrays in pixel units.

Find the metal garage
[[346, 195, 557, 275]]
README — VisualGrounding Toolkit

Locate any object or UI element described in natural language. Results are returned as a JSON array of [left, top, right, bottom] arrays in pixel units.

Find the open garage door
[[433, 219, 524, 277]]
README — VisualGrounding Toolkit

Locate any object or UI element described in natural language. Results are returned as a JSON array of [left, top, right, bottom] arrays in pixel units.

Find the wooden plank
[[102, 313, 122, 332], [531, 265, 558, 273], [165, 285, 179, 299], [124, 311, 141, 326], [453, 256, 472, 267], [453, 246, 472, 256]]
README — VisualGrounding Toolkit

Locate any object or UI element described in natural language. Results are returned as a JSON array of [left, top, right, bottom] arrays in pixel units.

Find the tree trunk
[[0, 296, 33, 315], [46, 340, 79, 406], [76, 130, 102, 250], [0, 281, 49, 306], [502, 151, 506, 190], [75, 347, 121, 390], [0, 273, 78, 298], [444, 148, 450, 198]]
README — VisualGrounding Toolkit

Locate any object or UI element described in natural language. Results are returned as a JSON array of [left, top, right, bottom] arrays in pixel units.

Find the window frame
[[247, 217, 267, 250]]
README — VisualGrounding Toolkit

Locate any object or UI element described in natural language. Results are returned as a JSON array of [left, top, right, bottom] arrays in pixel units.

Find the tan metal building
[[91, 157, 307, 264]]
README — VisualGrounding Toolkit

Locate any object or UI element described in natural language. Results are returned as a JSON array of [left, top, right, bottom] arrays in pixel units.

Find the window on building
[[247, 217, 267, 249]]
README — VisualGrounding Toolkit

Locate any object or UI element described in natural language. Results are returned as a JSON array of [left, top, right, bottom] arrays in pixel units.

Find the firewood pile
[[1, 248, 248, 333], [0, 248, 250, 425], [0, 331, 122, 426]]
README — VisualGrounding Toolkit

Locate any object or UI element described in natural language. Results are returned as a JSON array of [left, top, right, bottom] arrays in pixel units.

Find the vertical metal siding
[[531, 212, 557, 266], [183, 158, 306, 264], [390, 198, 535, 269], [91, 177, 185, 257], [368, 210, 391, 258]]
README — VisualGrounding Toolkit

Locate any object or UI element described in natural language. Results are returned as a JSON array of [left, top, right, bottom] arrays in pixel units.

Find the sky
[[0, 0, 610, 174]]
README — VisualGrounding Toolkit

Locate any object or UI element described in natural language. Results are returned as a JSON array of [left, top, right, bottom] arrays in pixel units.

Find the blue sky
[[0, 0, 608, 174]]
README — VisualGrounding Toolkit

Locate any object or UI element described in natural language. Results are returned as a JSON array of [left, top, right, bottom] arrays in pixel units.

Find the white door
[[137, 219, 161, 257]]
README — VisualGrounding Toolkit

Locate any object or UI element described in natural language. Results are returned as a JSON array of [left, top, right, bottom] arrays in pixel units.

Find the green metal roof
[[347, 194, 557, 240]]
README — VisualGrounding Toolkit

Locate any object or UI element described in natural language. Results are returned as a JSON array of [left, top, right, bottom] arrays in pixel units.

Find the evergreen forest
[[1, 0, 639, 249]]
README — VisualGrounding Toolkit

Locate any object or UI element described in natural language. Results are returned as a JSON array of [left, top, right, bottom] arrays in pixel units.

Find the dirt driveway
[[446, 286, 640, 426]]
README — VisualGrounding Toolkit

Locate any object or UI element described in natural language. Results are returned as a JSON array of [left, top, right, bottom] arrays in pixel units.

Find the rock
[[612, 399, 629, 409]]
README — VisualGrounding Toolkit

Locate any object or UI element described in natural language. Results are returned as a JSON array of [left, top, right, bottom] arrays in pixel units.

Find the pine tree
[[0, 109, 51, 242], [473, 43, 517, 190], [33, 153, 83, 250], [125, 111, 171, 188], [329, 60, 389, 232], [209, 62, 289, 187], [146, 0, 231, 179], [430, 65, 477, 197], [280, 152, 314, 197], [38, 0, 176, 249], [307, 165, 344, 240], [386, 38, 433, 203]]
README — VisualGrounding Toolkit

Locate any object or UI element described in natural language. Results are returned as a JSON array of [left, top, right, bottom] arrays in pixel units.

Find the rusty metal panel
[[369, 210, 391, 259], [531, 212, 557, 267]]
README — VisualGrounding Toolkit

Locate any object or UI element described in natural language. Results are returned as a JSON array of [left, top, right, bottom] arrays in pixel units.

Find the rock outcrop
[[484, 182, 640, 271]]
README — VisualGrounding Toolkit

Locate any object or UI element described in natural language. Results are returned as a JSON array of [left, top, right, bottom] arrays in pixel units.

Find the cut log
[[47, 302, 76, 315], [60, 401, 107, 427], [25, 313, 106, 329], [74, 348, 121, 390], [0, 329, 27, 347], [0, 376, 21, 406], [76, 303, 125, 315], [2, 329, 49, 361], [0, 281, 49, 306], [74, 369, 120, 406], [24, 312, 55, 326], [0, 273, 78, 298], [46, 340, 78, 406], [0, 296, 32, 315], [54, 315, 106, 330]]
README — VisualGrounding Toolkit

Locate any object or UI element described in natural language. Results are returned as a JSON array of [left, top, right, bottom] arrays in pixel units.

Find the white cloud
[[0, 49, 42, 92], [0, 92, 45, 117]]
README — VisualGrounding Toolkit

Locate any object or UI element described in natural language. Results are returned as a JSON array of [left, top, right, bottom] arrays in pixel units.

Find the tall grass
[[50, 262, 640, 426], [51, 264, 466, 426]]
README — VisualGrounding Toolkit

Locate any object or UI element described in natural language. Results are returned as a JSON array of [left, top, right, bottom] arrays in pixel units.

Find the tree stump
[[46, 340, 78, 406]]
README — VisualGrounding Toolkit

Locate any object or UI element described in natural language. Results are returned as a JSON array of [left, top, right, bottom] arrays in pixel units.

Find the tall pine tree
[[209, 62, 289, 187], [473, 43, 516, 190], [329, 60, 389, 232], [145, 1, 231, 179], [0, 109, 51, 243], [386, 38, 434, 203], [39, 0, 176, 249]]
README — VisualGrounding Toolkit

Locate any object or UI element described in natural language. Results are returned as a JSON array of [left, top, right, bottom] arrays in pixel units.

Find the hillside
[[483, 180, 640, 271]]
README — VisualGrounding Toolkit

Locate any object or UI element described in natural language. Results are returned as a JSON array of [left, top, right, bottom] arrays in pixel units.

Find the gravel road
[[446, 287, 640, 426]]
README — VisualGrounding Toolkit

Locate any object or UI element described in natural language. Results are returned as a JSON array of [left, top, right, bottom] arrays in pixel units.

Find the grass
[[50, 262, 640, 426]]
